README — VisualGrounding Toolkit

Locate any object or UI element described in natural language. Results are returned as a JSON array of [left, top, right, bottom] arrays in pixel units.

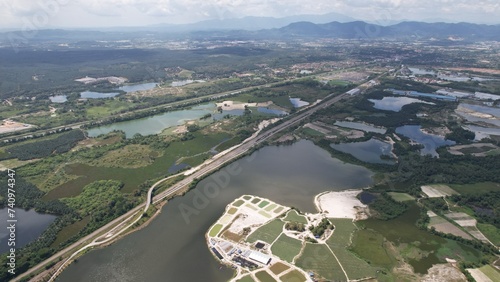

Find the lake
[[465, 125, 500, 141], [0, 208, 57, 254], [331, 138, 395, 164], [80, 91, 121, 99], [369, 97, 434, 112], [334, 121, 386, 134], [88, 104, 287, 138], [87, 104, 216, 138], [456, 103, 500, 127], [57, 140, 374, 282], [396, 125, 455, 157], [290, 98, 310, 108], [49, 95, 68, 103], [116, 82, 158, 93]]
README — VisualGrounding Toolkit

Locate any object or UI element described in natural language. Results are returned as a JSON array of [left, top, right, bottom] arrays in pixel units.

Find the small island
[[206, 191, 375, 282]]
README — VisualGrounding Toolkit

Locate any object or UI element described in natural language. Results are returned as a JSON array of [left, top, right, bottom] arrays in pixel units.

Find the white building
[[248, 251, 272, 265]]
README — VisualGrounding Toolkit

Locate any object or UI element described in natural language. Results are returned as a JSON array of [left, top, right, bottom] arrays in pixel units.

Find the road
[[17, 77, 376, 282]]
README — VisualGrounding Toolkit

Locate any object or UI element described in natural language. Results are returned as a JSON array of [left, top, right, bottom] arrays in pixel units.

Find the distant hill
[[271, 21, 500, 40], [148, 12, 357, 31], [1, 20, 500, 44]]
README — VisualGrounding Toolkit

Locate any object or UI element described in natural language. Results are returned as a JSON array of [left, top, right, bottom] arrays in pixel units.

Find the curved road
[[17, 78, 377, 282]]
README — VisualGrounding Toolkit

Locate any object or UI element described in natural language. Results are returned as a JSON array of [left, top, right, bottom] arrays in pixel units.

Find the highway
[[17, 77, 376, 282]]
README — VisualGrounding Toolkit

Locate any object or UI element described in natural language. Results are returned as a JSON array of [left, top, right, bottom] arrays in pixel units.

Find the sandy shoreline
[[314, 190, 369, 220]]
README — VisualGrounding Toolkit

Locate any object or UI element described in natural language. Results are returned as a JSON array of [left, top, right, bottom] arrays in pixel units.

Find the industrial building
[[248, 251, 272, 265]]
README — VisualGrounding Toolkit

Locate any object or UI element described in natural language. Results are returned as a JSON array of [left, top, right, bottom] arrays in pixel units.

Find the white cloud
[[0, 0, 499, 28]]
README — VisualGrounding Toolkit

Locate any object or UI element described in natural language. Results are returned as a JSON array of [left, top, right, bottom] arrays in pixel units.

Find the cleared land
[[270, 234, 303, 263], [246, 219, 284, 244], [295, 243, 347, 281], [269, 262, 289, 276], [255, 270, 277, 282], [327, 219, 378, 280], [280, 270, 307, 282], [421, 185, 459, 198], [316, 190, 368, 219]]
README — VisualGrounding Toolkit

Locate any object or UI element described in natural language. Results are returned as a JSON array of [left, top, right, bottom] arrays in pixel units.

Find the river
[[57, 140, 373, 282]]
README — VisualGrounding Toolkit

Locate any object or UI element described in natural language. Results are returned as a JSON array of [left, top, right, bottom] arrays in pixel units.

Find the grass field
[[258, 200, 270, 208], [301, 127, 324, 137], [50, 216, 91, 248], [479, 265, 500, 281], [387, 192, 415, 202], [280, 270, 307, 282], [264, 203, 277, 212], [269, 262, 289, 275], [271, 234, 303, 263], [476, 223, 500, 246], [327, 219, 378, 280], [255, 270, 277, 282], [449, 182, 500, 194], [351, 229, 395, 269], [283, 210, 308, 224], [246, 219, 284, 244], [251, 198, 261, 204], [295, 243, 346, 281], [209, 224, 223, 237]]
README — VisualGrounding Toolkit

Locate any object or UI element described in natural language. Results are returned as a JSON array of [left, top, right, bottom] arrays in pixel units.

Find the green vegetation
[[449, 182, 500, 194], [309, 218, 333, 238], [421, 198, 449, 212], [270, 234, 303, 263], [233, 200, 244, 207], [284, 222, 306, 232], [283, 210, 307, 224], [369, 192, 409, 220], [209, 224, 223, 237], [479, 265, 500, 281], [387, 192, 415, 202], [295, 243, 346, 281], [327, 219, 378, 280], [280, 270, 306, 282], [2, 130, 85, 161], [62, 180, 133, 222], [450, 191, 500, 228], [246, 220, 284, 244], [351, 229, 395, 269], [258, 200, 269, 208], [476, 223, 500, 246], [254, 270, 277, 282]]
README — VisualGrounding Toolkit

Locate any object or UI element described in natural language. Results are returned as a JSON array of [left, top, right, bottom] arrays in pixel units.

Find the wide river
[[57, 140, 373, 282]]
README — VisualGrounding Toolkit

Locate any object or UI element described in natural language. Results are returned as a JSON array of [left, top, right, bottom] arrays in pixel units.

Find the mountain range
[[1, 20, 500, 43]]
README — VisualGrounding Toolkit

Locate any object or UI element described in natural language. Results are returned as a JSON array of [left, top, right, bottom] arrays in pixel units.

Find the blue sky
[[0, 0, 499, 29]]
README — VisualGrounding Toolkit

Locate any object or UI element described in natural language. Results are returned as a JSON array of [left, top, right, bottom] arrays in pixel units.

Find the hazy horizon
[[0, 0, 499, 30]]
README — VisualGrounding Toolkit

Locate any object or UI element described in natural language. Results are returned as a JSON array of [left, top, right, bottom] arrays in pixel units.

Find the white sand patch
[[227, 204, 284, 235], [315, 190, 368, 219], [421, 264, 467, 282]]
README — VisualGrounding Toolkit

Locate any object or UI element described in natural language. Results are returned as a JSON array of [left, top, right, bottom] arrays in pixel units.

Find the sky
[[0, 0, 499, 29]]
